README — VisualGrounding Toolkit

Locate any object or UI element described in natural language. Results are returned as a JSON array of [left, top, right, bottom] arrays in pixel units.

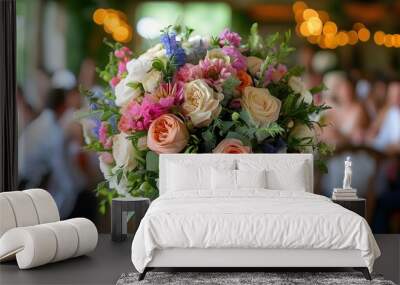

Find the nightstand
[[332, 198, 366, 218], [111, 197, 150, 242]]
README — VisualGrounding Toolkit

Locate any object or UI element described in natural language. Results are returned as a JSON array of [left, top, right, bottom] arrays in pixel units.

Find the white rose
[[112, 133, 138, 171], [115, 77, 142, 107], [288, 76, 313, 104], [181, 79, 224, 127], [142, 69, 163, 93], [290, 123, 315, 153], [206, 48, 230, 64], [139, 43, 166, 61], [99, 155, 113, 179]]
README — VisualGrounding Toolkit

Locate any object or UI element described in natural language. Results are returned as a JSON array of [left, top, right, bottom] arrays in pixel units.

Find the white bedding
[[131, 190, 380, 273]]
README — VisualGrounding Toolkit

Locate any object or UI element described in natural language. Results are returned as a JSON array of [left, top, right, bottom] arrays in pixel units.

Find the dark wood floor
[[0, 234, 398, 285]]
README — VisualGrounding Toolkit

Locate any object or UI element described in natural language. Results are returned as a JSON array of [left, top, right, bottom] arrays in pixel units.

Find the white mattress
[[131, 190, 380, 273]]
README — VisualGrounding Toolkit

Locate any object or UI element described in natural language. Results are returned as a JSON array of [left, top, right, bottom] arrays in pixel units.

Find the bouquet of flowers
[[81, 23, 332, 213]]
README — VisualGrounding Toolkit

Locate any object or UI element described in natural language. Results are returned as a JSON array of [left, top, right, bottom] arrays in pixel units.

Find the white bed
[[131, 154, 380, 280]]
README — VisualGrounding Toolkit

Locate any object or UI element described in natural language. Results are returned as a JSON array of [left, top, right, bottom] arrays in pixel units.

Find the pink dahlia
[[219, 28, 242, 47], [222, 46, 247, 71], [198, 58, 235, 91], [175, 63, 202, 83]]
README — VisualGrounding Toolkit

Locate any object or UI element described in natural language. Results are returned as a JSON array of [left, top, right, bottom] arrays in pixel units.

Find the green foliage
[[146, 151, 159, 172], [95, 181, 118, 215], [152, 57, 175, 82]]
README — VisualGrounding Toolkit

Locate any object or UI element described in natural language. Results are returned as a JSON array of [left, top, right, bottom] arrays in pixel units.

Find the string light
[[93, 8, 133, 43], [358, 28, 370, 42], [292, 1, 400, 49]]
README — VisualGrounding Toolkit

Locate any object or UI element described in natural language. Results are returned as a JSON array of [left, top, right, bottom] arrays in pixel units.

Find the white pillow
[[236, 169, 267, 189], [211, 168, 236, 190], [167, 160, 236, 191], [238, 159, 308, 191]]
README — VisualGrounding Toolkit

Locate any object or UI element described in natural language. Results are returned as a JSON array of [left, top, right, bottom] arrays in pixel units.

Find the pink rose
[[147, 114, 189, 154], [213, 138, 252, 154]]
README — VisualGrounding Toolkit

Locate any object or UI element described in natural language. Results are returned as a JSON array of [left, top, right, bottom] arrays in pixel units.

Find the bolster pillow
[[0, 218, 98, 269], [0, 189, 60, 237]]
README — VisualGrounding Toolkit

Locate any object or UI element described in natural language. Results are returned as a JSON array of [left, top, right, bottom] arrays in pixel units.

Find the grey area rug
[[117, 272, 396, 285]]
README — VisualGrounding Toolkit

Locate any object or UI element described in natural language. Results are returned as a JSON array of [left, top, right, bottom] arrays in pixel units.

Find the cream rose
[[181, 79, 224, 127], [147, 114, 189, 154], [139, 43, 166, 61], [213, 138, 251, 154], [246, 56, 263, 76], [288, 76, 313, 104], [290, 123, 316, 153], [206, 48, 231, 64], [242, 86, 281, 127], [112, 133, 138, 171]]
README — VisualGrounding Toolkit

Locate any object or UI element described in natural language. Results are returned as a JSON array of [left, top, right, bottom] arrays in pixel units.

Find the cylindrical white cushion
[[42, 222, 79, 262], [0, 218, 98, 269], [1, 191, 39, 227], [0, 226, 57, 269], [0, 196, 17, 237], [24, 189, 60, 224], [65, 218, 98, 257]]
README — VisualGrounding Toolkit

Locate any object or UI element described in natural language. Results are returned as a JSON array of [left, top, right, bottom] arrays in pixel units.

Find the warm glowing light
[[113, 24, 131, 43], [384, 34, 393, 47], [300, 21, 311, 37], [374, 31, 385, 45], [353, 22, 365, 31], [347, 31, 358, 45], [295, 24, 302, 37], [307, 35, 320, 44], [317, 10, 329, 23], [93, 9, 107, 25], [394, 35, 400, 48], [336, 31, 349, 46], [303, 9, 318, 21], [292, 1, 307, 13], [307, 17, 322, 36], [323, 21, 337, 35], [358, 28, 370, 42], [295, 10, 305, 23], [103, 12, 121, 33]]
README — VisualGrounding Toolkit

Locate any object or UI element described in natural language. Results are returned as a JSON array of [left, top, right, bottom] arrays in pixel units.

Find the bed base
[[138, 267, 371, 281], [138, 248, 372, 281]]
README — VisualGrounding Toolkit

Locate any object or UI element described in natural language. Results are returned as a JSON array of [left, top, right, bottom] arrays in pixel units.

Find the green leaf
[[101, 110, 114, 121], [126, 81, 143, 90], [152, 58, 165, 72], [309, 83, 327, 94], [240, 110, 256, 128], [146, 151, 159, 173], [255, 122, 285, 142], [222, 76, 241, 95], [226, 131, 251, 145]]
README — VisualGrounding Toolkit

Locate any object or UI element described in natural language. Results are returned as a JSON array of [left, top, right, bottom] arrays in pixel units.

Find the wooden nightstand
[[332, 198, 366, 218]]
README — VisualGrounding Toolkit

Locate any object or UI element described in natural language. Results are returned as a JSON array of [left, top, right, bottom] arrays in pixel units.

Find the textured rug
[[117, 271, 396, 285]]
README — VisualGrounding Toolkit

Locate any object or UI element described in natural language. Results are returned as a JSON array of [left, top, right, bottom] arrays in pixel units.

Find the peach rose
[[246, 56, 263, 76], [147, 114, 189, 154], [242, 86, 281, 127], [213, 138, 252, 154]]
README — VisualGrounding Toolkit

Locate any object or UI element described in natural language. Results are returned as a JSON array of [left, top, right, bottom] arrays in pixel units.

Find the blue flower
[[92, 119, 101, 139], [260, 137, 287, 153], [160, 32, 186, 68], [90, 103, 98, 111], [108, 115, 118, 133]]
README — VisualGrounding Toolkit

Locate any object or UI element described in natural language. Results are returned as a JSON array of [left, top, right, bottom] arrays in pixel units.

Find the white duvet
[[131, 190, 380, 273]]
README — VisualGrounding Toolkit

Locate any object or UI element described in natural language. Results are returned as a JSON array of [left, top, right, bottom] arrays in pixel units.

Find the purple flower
[[222, 46, 247, 71], [219, 28, 241, 47], [261, 137, 287, 153], [160, 32, 186, 68]]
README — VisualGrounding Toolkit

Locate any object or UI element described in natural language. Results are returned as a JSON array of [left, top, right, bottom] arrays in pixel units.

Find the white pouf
[[0, 189, 98, 269], [0, 218, 98, 269]]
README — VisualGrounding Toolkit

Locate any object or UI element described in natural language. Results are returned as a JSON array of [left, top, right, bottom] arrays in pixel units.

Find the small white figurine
[[342, 156, 352, 189]]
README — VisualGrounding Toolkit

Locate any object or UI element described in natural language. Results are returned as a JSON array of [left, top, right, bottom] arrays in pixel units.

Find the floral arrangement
[[81, 23, 332, 212]]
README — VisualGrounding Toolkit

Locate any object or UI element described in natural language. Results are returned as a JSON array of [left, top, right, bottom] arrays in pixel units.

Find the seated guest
[[367, 81, 400, 153], [18, 88, 77, 218], [320, 77, 369, 146]]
